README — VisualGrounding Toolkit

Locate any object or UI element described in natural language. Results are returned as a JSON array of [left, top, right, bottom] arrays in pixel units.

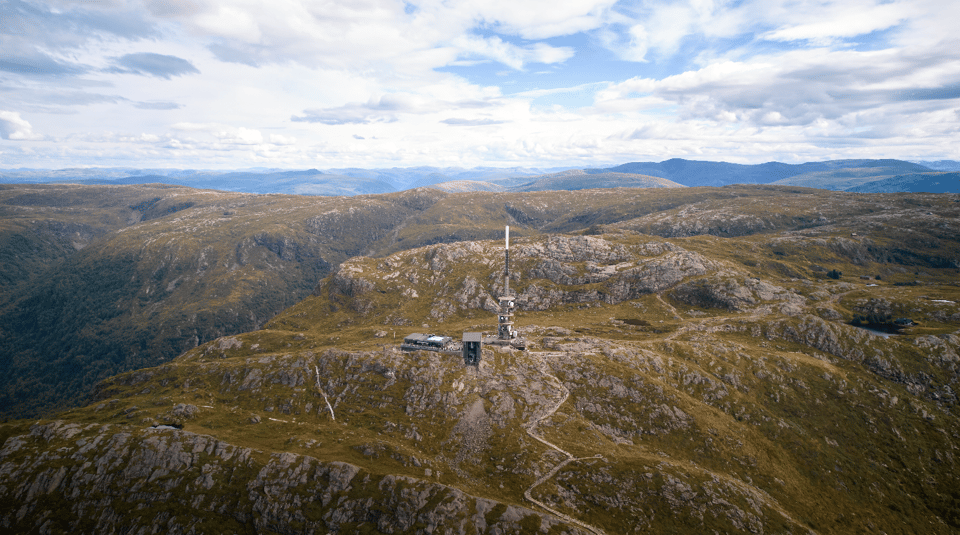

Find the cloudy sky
[[1, 0, 958, 169]]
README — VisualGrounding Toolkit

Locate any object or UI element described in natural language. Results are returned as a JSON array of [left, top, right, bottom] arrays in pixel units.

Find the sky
[[1, 0, 958, 169]]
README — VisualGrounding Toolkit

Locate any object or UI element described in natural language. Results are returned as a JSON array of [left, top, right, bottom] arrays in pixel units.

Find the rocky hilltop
[[2, 204, 959, 533]]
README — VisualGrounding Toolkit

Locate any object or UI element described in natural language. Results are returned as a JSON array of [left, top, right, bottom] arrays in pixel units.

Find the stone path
[[523, 352, 607, 535]]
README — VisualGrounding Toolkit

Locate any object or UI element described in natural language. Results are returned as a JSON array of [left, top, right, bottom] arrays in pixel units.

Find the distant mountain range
[[846, 172, 960, 193], [912, 160, 960, 172], [1, 159, 957, 195], [0, 166, 564, 195], [509, 169, 683, 192], [587, 158, 960, 193], [589, 158, 929, 187]]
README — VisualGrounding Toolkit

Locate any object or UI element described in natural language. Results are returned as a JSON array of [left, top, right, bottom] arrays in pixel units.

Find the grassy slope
[[0, 185, 448, 417]]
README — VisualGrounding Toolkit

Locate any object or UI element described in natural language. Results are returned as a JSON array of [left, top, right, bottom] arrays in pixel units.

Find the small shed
[[463, 332, 482, 366]]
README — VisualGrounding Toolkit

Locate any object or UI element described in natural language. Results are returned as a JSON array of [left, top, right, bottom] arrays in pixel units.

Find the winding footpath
[[524, 352, 607, 535]]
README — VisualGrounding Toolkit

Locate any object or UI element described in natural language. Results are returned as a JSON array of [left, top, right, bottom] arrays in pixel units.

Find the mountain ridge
[[845, 171, 960, 193], [3, 158, 958, 194], [591, 158, 938, 188]]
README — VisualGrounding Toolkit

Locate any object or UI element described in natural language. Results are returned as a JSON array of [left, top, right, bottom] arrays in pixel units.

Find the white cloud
[[193, 5, 262, 42], [596, 43, 960, 130], [0, 0, 958, 169], [269, 133, 297, 145], [125, 0, 595, 73], [467, 0, 618, 39], [450, 34, 574, 70], [761, 0, 911, 44], [599, 0, 743, 61], [291, 94, 422, 125], [291, 91, 503, 125], [441, 118, 505, 126], [526, 42, 576, 65], [171, 122, 219, 131], [622, 24, 650, 62], [216, 127, 264, 145], [0, 111, 43, 140]]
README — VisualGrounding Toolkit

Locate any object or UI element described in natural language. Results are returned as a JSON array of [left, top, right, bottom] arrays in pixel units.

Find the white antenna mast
[[497, 225, 517, 342], [505, 225, 510, 296]]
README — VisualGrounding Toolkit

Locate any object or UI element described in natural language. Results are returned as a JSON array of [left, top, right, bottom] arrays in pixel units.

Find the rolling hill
[[845, 172, 960, 193], [508, 170, 684, 192], [429, 180, 506, 193], [592, 158, 937, 189]]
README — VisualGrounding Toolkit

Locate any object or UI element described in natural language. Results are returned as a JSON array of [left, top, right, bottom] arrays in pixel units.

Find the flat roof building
[[463, 332, 482, 366], [401, 333, 453, 352]]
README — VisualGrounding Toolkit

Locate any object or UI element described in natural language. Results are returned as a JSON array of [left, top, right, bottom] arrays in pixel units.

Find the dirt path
[[656, 292, 683, 320], [523, 351, 606, 535]]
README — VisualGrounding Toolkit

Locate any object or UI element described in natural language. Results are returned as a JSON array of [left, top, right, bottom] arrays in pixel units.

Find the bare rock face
[[618, 206, 776, 237], [669, 278, 757, 311], [155, 403, 200, 426], [518, 244, 720, 310], [0, 422, 584, 535], [669, 275, 804, 312], [331, 263, 376, 298], [517, 235, 633, 264], [322, 234, 734, 321]]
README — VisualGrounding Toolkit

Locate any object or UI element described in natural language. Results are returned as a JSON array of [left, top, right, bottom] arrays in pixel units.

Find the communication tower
[[494, 225, 523, 349]]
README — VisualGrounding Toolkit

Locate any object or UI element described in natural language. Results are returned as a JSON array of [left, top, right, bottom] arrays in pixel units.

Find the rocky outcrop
[[0, 421, 583, 535], [619, 208, 778, 237], [322, 235, 727, 319], [748, 314, 960, 404], [510, 238, 720, 310], [669, 276, 801, 312]]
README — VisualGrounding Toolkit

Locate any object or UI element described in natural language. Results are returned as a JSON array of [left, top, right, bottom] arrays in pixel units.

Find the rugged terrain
[[1, 184, 958, 533], [7, 181, 927, 418]]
